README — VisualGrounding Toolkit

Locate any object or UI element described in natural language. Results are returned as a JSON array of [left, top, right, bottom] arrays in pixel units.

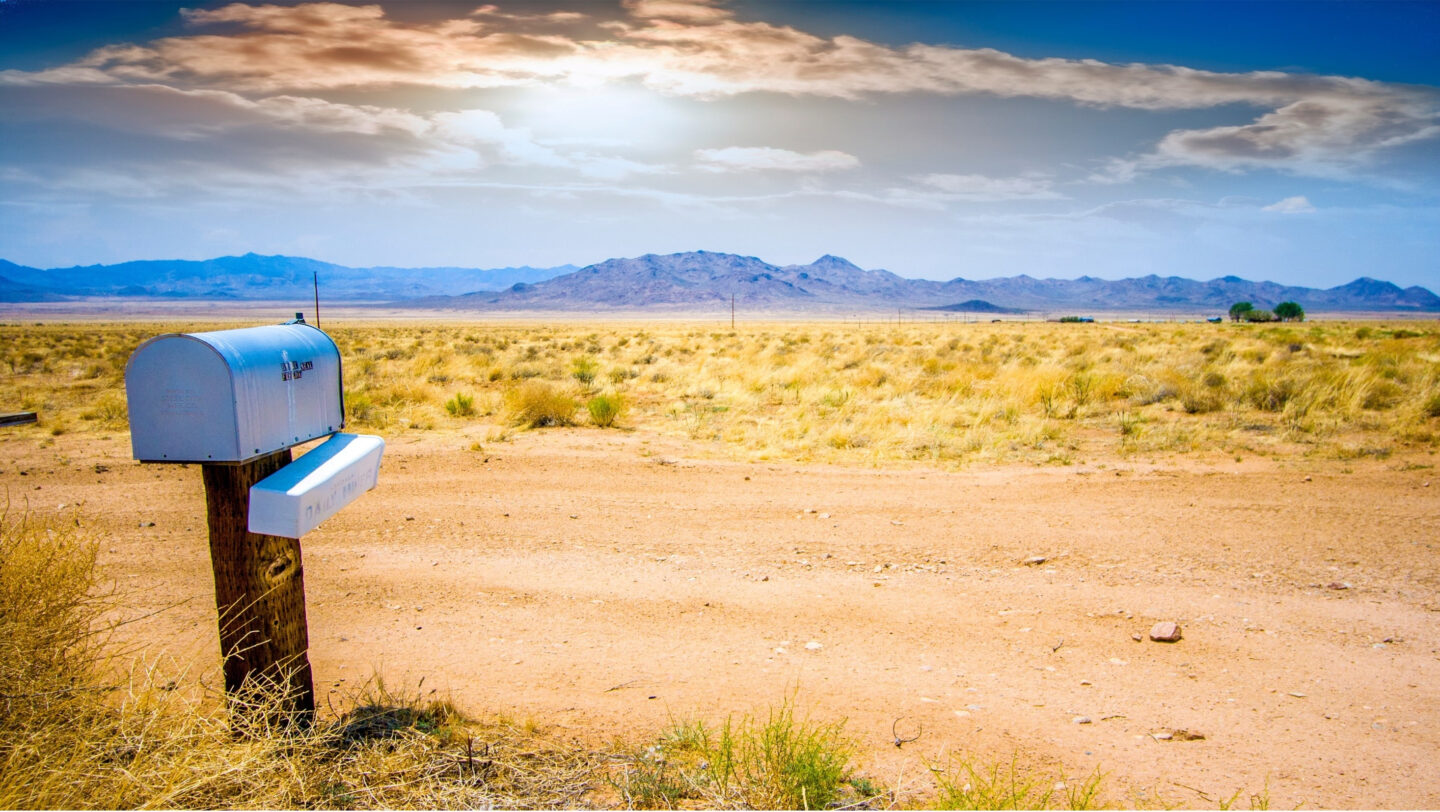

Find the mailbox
[[125, 322, 344, 463]]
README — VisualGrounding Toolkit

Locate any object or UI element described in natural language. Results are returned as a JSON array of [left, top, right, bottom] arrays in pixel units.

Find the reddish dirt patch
[[4, 427, 1438, 808]]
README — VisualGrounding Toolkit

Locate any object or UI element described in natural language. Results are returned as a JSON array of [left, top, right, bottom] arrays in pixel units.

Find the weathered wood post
[[125, 317, 383, 728], [202, 448, 314, 719]]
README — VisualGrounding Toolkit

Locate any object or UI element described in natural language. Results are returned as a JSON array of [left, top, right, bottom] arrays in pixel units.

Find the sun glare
[[512, 83, 681, 147]]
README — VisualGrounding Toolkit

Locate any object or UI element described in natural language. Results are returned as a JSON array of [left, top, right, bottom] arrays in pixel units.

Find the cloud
[[694, 146, 859, 173], [3, 1, 1436, 186], [914, 173, 1063, 201], [1263, 195, 1316, 213], [0, 80, 666, 202]]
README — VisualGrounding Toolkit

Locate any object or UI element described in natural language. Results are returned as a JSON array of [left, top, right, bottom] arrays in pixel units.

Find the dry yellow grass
[[4, 319, 1437, 466]]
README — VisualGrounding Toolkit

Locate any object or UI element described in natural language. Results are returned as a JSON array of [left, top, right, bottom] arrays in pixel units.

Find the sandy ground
[[3, 426, 1438, 808]]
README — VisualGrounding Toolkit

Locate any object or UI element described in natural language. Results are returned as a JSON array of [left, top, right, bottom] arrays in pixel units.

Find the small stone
[[1073, 716, 1092, 725], [819, 513, 830, 519], [1023, 556, 1048, 566], [1303, 476, 1312, 482], [1151, 731, 1173, 741], [1131, 633, 1144, 642], [139, 521, 155, 528], [1326, 581, 1352, 590], [1288, 691, 1307, 698], [1149, 621, 1182, 643], [1173, 729, 1206, 741], [804, 640, 824, 651], [1079, 680, 1092, 686]]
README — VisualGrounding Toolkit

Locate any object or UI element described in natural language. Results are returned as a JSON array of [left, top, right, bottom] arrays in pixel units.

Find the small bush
[[586, 394, 624, 428], [444, 392, 475, 417], [571, 357, 597, 387], [506, 381, 576, 428]]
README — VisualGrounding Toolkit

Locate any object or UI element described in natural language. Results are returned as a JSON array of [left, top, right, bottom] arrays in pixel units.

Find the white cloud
[[694, 146, 859, 173], [914, 173, 1063, 201], [1263, 195, 1316, 213]]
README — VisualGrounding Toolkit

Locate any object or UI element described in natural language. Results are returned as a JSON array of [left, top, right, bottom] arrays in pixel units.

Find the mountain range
[[418, 251, 1440, 313], [0, 254, 574, 301], [2, 251, 1437, 313]]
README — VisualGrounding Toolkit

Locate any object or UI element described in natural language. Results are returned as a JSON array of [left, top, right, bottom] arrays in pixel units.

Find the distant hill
[[0, 261, 68, 302], [922, 299, 1028, 314], [414, 251, 1440, 313], [0, 253, 576, 300]]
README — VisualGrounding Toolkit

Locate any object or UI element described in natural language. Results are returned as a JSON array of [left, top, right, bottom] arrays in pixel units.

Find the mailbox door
[[126, 337, 241, 462]]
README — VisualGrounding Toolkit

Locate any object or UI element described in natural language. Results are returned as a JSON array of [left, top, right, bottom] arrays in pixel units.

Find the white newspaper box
[[248, 433, 384, 538]]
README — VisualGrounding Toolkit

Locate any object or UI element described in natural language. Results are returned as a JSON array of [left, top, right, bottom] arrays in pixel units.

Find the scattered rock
[[1150, 731, 1173, 741], [1303, 475, 1313, 482], [1131, 633, 1144, 643], [1172, 729, 1206, 741], [1023, 556, 1048, 566], [804, 640, 824, 651], [1073, 716, 1092, 725], [819, 513, 830, 519], [1326, 581, 1352, 590], [139, 521, 155, 528], [1149, 621, 1182, 643]]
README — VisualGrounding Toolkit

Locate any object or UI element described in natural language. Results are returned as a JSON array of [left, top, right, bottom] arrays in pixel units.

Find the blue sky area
[[1, 0, 1436, 286]]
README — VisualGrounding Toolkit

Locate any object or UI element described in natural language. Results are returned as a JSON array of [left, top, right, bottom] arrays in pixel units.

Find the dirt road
[[4, 427, 1438, 808]]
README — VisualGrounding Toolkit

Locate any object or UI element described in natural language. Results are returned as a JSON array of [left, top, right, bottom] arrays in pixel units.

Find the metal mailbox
[[125, 322, 344, 463], [247, 432, 384, 539]]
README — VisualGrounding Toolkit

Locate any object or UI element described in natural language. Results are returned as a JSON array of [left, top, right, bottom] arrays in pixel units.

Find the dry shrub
[[0, 508, 106, 733], [0, 510, 604, 809], [506, 380, 576, 428]]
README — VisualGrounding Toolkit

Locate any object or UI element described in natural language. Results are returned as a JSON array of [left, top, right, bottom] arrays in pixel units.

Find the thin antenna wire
[[313, 271, 321, 328]]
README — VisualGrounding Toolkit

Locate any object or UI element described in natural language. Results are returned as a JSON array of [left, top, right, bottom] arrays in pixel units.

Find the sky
[[1, 0, 1437, 287]]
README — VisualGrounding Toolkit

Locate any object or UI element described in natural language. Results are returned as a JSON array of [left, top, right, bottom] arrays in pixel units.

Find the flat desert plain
[[4, 422, 1438, 808]]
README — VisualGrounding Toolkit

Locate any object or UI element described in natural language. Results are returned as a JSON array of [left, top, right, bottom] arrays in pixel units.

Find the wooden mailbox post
[[125, 316, 383, 723]]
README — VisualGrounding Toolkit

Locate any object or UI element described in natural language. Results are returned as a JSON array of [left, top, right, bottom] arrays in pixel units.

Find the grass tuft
[[614, 696, 856, 809], [587, 393, 625, 428]]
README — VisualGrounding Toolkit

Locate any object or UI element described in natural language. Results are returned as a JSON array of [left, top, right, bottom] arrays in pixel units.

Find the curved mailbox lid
[[125, 322, 344, 463], [247, 432, 384, 539]]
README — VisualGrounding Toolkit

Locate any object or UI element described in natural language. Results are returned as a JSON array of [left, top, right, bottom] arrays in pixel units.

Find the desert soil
[[3, 427, 1438, 809]]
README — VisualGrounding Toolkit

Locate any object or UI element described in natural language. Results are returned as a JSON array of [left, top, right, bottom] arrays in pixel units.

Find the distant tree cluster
[[1229, 301, 1304, 322]]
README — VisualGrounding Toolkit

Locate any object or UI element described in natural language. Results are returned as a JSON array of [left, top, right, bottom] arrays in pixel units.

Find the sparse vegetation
[[931, 753, 1105, 810], [613, 698, 858, 809], [3, 320, 1438, 466]]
